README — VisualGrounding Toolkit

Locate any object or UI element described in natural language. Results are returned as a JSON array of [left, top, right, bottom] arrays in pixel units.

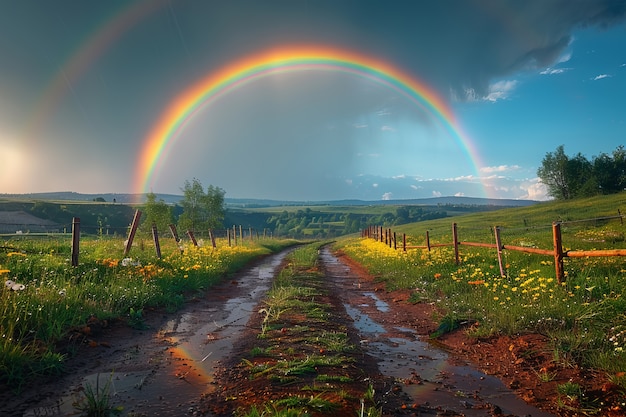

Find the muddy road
[[4, 246, 556, 417]]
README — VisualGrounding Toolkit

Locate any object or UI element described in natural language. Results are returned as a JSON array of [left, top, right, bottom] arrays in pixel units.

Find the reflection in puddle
[[343, 303, 386, 335], [29, 249, 292, 417], [362, 292, 390, 312], [323, 247, 555, 417]]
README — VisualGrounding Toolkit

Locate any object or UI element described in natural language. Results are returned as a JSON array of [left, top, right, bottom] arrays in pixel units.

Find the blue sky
[[1, 1, 625, 201]]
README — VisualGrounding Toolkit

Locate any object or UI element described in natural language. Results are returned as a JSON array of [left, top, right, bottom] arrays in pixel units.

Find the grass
[[336, 193, 626, 403], [73, 373, 123, 417], [0, 234, 298, 390], [235, 242, 377, 416]]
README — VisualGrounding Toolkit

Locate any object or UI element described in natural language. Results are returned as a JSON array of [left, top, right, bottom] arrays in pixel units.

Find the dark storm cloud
[[174, 0, 626, 99]]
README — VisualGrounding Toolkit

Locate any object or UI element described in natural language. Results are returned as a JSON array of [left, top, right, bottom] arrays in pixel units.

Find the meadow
[[3, 192, 626, 408], [336, 193, 626, 396], [0, 234, 297, 390]]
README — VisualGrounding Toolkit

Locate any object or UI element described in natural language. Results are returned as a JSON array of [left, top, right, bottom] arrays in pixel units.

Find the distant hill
[[0, 211, 61, 233], [1, 192, 539, 208]]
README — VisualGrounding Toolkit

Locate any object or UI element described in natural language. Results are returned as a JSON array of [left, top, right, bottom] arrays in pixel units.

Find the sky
[[1, 0, 625, 202]]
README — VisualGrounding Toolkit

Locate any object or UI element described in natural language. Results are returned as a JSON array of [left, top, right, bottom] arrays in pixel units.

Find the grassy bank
[[0, 235, 298, 390], [336, 194, 626, 400]]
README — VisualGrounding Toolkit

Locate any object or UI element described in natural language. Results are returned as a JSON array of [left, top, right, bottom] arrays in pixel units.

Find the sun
[[0, 138, 26, 193]]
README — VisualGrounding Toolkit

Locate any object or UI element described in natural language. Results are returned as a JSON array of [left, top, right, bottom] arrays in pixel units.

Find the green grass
[[236, 242, 376, 416], [0, 235, 298, 390], [336, 193, 626, 398]]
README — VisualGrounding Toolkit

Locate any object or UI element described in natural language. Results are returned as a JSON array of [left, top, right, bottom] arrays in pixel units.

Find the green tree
[[141, 192, 173, 234], [537, 145, 571, 200], [566, 153, 596, 198], [594, 146, 626, 194], [178, 179, 225, 233], [204, 184, 226, 230]]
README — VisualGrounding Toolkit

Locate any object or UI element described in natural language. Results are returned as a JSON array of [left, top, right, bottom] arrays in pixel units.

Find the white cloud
[[432, 190, 442, 197], [382, 192, 393, 200], [593, 74, 611, 80], [463, 80, 518, 102], [480, 165, 521, 174], [540, 67, 569, 75], [454, 192, 465, 197], [353, 123, 368, 129], [381, 125, 396, 132], [483, 80, 518, 102], [372, 183, 379, 188], [522, 179, 550, 201]]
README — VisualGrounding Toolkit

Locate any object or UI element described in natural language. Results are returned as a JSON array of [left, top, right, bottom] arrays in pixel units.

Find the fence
[[1, 209, 273, 267], [362, 213, 626, 283]]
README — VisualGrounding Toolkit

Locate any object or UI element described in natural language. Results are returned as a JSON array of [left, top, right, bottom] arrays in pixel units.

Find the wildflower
[[434, 273, 442, 279], [5, 280, 25, 291]]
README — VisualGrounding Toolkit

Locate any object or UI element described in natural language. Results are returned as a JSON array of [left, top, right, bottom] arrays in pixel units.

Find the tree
[[178, 178, 226, 233], [566, 153, 595, 198], [594, 146, 626, 194], [204, 184, 226, 230], [141, 192, 173, 234], [537, 145, 571, 200]]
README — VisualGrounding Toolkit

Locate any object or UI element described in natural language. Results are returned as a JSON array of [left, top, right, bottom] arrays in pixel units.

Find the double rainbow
[[135, 45, 483, 195]]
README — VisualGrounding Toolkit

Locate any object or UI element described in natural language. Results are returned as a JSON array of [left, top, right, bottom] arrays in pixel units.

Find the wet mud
[[320, 247, 555, 416], [8, 250, 292, 417]]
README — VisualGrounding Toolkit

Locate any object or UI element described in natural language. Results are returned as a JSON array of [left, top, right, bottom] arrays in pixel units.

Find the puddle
[[321, 247, 556, 417], [23, 249, 292, 417], [362, 291, 390, 312]]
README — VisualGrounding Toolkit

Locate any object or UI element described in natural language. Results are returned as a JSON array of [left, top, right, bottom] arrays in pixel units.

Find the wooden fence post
[[553, 222, 565, 283], [187, 230, 198, 247], [233, 225, 237, 245], [426, 231, 431, 251], [152, 223, 161, 258], [209, 229, 216, 248], [123, 210, 142, 256], [228, 228, 232, 246], [393, 232, 397, 250], [71, 217, 80, 267], [403, 233, 407, 252], [452, 222, 460, 265], [494, 226, 505, 277], [169, 224, 180, 242], [239, 225, 243, 242]]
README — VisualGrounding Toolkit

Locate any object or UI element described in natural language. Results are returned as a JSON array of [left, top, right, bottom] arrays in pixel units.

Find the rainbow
[[135, 45, 484, 195]]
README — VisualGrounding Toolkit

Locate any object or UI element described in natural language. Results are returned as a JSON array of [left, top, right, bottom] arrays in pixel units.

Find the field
[[1, 193, 626, 416], [337, 193, 626, 414]]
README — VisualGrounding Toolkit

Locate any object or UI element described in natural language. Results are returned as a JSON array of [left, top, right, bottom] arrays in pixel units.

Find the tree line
[[538, 145, 626, 200], [141, 178, 225, 236]]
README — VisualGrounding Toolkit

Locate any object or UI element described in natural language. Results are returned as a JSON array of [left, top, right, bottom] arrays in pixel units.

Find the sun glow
[[0, 138, 27, 193]]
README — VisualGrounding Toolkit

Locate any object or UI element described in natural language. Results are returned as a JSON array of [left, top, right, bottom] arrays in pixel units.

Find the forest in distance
[[0, 193, 533, 239]]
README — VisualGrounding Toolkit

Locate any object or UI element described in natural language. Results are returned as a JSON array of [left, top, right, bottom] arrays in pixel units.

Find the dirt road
[[4, 246, 560, 416]]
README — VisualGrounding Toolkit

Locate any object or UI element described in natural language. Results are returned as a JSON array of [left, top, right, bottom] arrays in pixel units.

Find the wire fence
[[362, 213, 626, 283]]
